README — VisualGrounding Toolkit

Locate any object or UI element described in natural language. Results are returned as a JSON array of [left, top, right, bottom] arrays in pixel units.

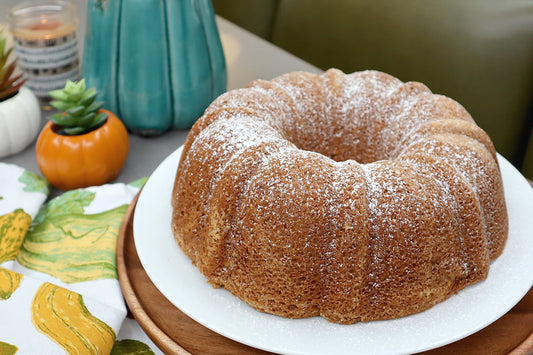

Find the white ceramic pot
[[0, 86, 41, 158]]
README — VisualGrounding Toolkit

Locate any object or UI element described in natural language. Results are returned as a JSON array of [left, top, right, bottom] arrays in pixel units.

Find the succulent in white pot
[[0, 30, 41, 159]]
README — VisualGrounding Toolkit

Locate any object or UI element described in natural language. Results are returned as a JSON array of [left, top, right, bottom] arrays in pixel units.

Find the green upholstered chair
[[521, 116, 533, 180], [212, 0, 279, 39], [212, 0, 533, 180]]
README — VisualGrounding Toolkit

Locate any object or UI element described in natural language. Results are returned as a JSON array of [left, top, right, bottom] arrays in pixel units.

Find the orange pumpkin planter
[[36, 109, 128, 190], [35, 80, 129, 191]]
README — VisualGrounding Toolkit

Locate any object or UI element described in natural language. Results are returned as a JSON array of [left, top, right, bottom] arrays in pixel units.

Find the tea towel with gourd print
[[0, 162, 161, 354]]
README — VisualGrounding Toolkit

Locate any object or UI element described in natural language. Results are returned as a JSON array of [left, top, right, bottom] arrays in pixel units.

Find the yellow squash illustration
[[0, 209, 31, 264], [0, 268, 22, 300], [32, 282, 116, 354], [17, 204, 128, 283]]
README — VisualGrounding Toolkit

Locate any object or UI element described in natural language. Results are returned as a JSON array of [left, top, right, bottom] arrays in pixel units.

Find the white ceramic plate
[[133, 146, 533, 355]]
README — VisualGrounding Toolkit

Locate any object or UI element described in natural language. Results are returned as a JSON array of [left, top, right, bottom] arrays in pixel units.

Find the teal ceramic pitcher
[[82, 0, 227, 135]]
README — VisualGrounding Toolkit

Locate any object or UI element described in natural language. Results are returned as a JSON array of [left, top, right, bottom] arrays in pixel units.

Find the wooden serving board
[[117, 192, 533, 355]]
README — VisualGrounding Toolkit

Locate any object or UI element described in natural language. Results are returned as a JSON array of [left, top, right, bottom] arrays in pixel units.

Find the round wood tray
[[117, 193, 533, 355]]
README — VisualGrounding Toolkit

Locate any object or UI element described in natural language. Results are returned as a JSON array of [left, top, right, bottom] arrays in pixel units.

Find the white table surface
[[1, 7, 321, 196]]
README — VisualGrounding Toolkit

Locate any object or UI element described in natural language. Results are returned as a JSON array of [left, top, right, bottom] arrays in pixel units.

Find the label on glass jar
[[12, 30, 80, 97]]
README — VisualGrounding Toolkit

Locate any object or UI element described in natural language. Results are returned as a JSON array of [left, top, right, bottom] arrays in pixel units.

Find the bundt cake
[[170, 69, 508, 324]]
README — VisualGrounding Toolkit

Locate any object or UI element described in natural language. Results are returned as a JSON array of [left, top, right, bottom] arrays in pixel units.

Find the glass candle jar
[[8, 0, 80, 102]]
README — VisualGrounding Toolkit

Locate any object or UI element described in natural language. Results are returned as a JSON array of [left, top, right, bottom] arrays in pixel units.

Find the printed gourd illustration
[[0, 170, 49, 264], [0, 209, 31, 264], [17, 189, 128, 283], [32, 282, 116, 354], [0, 268, 22, 353], [0, 267, 22, 300]]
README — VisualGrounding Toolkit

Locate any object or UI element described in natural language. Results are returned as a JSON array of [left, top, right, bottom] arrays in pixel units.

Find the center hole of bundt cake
[[291, 129, 381, 164]]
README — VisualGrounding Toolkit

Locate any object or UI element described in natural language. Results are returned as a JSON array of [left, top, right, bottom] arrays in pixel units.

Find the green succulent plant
[[0, 30, 26, 102], [48, 79, 108, 135]]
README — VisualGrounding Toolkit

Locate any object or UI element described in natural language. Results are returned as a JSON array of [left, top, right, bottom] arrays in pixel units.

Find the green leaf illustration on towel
[[19, 170, 50, 195], [31, 189, 94, 226], [111, 339, 155, 355], [0, 341, 18, 355], [17, 190, 128, 283], [128, 177, 148, 189]]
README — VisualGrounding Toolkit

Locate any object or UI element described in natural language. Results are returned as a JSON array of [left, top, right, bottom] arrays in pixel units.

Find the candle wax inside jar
[[26, 19, 62, 32], [12, 20, 77, 40]]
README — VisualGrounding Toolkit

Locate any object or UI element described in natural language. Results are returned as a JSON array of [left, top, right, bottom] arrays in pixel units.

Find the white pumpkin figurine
[[0, 30, 40, 158]]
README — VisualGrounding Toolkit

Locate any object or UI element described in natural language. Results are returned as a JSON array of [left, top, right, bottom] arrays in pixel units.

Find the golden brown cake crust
[[171, 69, 508, 324]]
